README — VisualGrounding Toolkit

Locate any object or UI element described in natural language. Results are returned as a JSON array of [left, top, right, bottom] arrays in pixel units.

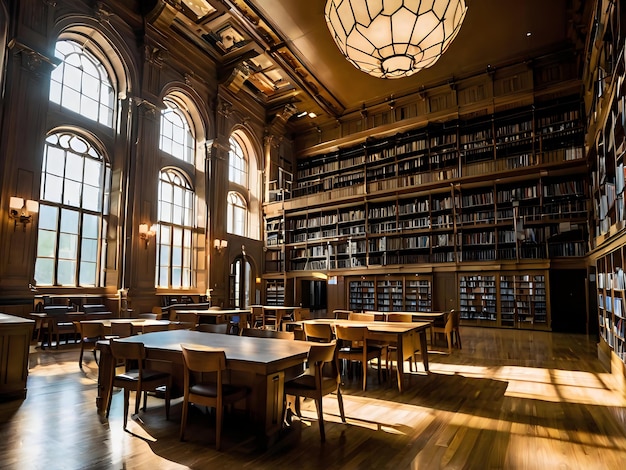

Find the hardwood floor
[[1, 327, 625, 469]]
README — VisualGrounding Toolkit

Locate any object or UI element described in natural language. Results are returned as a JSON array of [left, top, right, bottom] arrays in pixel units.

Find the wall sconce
[[213, 239, 228, 253], [9, 197, 39, 231], [139, 223, 156, 249]]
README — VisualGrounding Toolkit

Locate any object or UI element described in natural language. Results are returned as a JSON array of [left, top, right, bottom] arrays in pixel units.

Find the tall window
[[49, 40, 115, 128], [228, 136, 248, 186], [156, 170, 195, 288], [227, 191, 247, 236], [160, 99, 194, 163], [35, 132, 110, 286]]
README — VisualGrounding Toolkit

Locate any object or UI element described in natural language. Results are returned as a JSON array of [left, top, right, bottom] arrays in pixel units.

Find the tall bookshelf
[[584, 0, 626, 372], [282, 98, 587, 274], [461, 271, 549, 329], [348, 275, 432, 312]]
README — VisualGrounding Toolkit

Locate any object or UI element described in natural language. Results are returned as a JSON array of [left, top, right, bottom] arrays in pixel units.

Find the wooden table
[[96, 330, 311, 446], [181, 309, 250, 331], [81, 318, 170, 335], [301, 319, 431, 392], [250, 305, 297, 331]]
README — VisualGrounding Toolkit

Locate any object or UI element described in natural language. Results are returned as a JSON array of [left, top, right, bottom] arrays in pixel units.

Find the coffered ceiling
[[151, 0, 588, 129]]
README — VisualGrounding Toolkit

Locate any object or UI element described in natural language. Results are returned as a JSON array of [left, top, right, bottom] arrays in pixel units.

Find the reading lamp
[[9, 197, 39, 231]]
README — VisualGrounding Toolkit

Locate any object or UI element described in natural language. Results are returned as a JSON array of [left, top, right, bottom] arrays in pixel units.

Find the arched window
[[156, 169, 195, 288], [49, 40, 115, 128], [227, 191, 247, 237], [35, 132, 111, 286], [160, 99, 195, 164], [228, 136, 248, 186]]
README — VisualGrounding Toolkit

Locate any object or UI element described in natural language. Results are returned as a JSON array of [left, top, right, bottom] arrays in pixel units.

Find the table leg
[[419, 329, 429, 372], [396, 334, 405, 393], [96, 341, 113, 413]]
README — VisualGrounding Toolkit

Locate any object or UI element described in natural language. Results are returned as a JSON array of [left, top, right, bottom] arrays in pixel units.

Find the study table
[[301, 319, 431, 392], [96, 330, 311, 445], [80, 318, 170, 335], [250, 305, 298, 331], [177, 309, 250, 331]]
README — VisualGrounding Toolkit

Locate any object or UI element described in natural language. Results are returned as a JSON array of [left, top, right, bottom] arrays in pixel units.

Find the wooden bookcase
[[597, 248, 626, 362], [348, 275, 432, 312], [265, 279, 285, 306], [584, 0, 626, 372], [280, 98, 587, 274], [460, 270, 549, 329]]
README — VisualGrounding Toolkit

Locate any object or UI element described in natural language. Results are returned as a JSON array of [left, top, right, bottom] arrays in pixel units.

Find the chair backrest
[[387, 313, 413, 323], [208, 306, 222, 310], [303, 323, 334, 342], [142, 324, 170, 333], [181, 345, 226, 374], [307, 341, 339, 382], [334, 309, 351, 320], [79, 322, 103, 339], [177, 312, 199, 325], [448, 309, 459, 330], [241, 327, 294, 340], [139, 313, 158, 320], [364, 311, 386, 321], [110, 339, 146, 362], [293, 307, 310, 321], [349, 312, 375, 322], [110, 321, 133, 338], [197, 323, 229, 334], [85, 311, 114, 321], [83, 304, 107, 314], [335, 325, 368, 343], [151, 306, 163, 319]]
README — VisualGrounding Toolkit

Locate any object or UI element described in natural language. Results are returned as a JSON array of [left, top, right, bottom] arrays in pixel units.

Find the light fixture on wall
[[214, 239, 228, 253], [324, 0, 468, 79], [9, 197, 39, 231], [139, 223, 157, 249]]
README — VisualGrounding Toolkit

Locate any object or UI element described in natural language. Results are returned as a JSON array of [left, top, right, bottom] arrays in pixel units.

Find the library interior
[[1, 1, 626, 469]]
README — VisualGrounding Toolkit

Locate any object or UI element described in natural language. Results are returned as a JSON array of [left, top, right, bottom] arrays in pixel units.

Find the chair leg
[[215, 404, 223, 451], [456, 330, 462, 350], [314, 398, 325, 442], [336, 389, 346, 423], [446, 332, 452, 354], [79, 342, 85, 369], [180, 397, 189, 441], [294, 395, 302, 417], [123, 389, 130, 430], [165, 379, 171, 420]]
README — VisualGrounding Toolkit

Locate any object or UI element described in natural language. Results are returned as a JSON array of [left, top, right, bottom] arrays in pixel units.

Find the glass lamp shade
[[325, 0, 468, 79]]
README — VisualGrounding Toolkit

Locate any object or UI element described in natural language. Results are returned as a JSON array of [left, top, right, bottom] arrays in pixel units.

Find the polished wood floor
[[1, 327, 626, 469]]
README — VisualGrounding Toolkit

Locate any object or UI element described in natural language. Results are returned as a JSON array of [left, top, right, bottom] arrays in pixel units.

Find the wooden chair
[[284, 341, 346, 442], [334, 309, 352, 320], [335, 325, 384, 391], [109, 321, 133, 338], [106, 340, 171, 430], [179, 345, 249, 450], [141, 324, 170, 333], [241, 327, 294, 340], [197, 323, 229, 334], [138, 313, 158, 320], [432, 309, 462, 353], [348, 312, 375, 322], [47, 313, 79, 348], [177, 312, 199, 328], [250, 306, 264, 328], [78, 322, 104, 369], [151, 306, 163, 319], [303, 323, 334, 343], [385, 313, 417, 372]]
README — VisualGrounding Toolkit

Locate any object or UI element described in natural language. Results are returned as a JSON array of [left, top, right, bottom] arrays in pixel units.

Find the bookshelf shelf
[[348, 275, 432, 312]]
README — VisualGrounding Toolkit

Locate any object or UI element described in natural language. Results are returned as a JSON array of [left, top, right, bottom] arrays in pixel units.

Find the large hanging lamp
[[324, 0, 468, 79]]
